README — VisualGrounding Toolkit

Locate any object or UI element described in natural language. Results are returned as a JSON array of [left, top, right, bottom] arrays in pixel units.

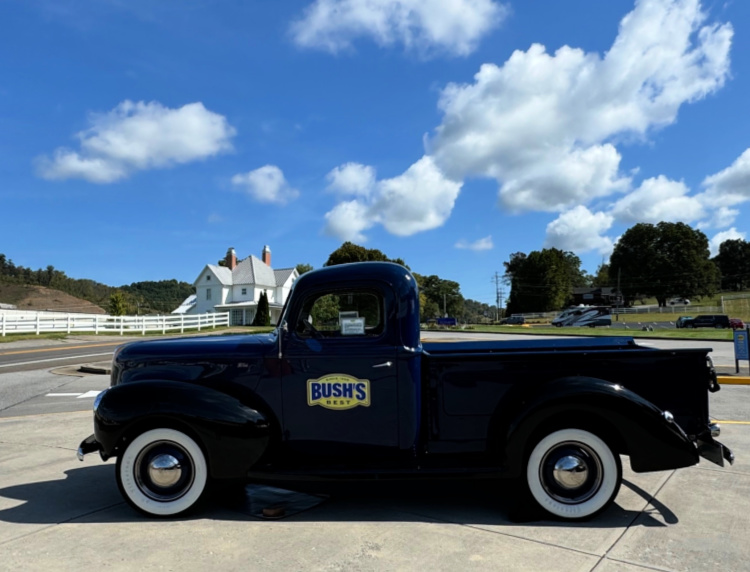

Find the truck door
[[280, 285, 400, 465]]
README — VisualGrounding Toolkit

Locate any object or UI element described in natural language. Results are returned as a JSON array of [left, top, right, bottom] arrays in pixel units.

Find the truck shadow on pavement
[[0, 465, 677, 528]]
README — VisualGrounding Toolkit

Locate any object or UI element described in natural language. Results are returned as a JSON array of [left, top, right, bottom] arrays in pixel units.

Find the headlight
[[93, 388, 107, 412]]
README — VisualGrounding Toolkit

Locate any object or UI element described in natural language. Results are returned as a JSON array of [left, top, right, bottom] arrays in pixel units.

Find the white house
[[183, 245, 298, 326]]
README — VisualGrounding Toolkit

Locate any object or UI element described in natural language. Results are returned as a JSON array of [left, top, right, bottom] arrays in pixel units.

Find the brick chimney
[[225, 247, 237, 270], [262, 245, 271, 266]]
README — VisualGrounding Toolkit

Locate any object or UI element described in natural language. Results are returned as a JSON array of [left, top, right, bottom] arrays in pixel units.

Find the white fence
[[0, 311, 230, 336]]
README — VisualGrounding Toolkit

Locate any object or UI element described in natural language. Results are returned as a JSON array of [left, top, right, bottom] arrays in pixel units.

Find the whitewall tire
[[116, 428, 208, 517], [526, 428, 621, 520]]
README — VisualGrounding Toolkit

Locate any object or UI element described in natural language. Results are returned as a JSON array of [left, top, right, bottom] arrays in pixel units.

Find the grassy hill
[[0, 284, 106, 314]]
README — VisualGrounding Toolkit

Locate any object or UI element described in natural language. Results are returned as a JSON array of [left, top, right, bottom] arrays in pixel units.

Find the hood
[[112, 333, 276, 387]]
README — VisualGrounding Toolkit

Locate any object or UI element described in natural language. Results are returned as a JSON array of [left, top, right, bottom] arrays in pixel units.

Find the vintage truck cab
[[79, 262, 733, 520]]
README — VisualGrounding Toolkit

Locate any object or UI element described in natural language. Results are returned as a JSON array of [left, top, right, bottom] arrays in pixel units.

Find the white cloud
[[323, 156, 462, 240], [290, 0, 507, 57], [701, 148, 750, 206], [698, 205, 739, 230], [428, 0, 732, 212], [455, 235, 493, 251], [326, 162, 376, 196], [231, 165, 300, 205], [37, 101, 236, 183], [544, 206, 614, 255], [324, 200, 374, 242], [710, 227, 746, 257], [610, 175, 704, 223]]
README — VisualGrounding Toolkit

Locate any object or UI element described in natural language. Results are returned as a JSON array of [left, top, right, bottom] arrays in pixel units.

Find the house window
[[206, 275, 211, 281], [206, 288, 212, 301], [242, 288, 247, 295]]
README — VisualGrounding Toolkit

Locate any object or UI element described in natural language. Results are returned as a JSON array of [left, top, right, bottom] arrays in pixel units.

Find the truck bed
[[421, 336, 713, 454]]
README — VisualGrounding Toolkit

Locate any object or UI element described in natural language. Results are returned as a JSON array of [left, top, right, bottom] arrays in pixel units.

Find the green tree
[[504, 248, 583, 314], [296, 263, 314, 275], [714, 238, 750, 291], [253, 291, 271, 326], [413, 273, 464, 318], [324, 242, 408, 268], [108, 291, 128, 316], [609, 222, 719, 306], [591, 263, 611, 288]]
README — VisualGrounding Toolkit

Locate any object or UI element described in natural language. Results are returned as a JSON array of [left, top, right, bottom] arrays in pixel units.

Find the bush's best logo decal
[[307, 375, 370, 410]]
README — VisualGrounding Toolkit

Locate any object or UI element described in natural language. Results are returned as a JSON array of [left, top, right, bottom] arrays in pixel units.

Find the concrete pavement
[[0, 404, 748, 571]]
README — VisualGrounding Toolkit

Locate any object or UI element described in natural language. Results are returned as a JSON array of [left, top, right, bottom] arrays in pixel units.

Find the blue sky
[[2, 0, 749, 307]]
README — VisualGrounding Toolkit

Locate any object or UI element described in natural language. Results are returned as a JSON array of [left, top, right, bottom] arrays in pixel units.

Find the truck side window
[[297, 290, 384, 338]]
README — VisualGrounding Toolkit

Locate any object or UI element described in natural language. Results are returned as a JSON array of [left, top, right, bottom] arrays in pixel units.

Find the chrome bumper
[[697, 436, 735, 467], [77, 434, 102, 461]]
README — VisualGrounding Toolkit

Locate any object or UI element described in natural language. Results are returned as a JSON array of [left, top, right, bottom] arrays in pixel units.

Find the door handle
[[372, 361, 393, 368]]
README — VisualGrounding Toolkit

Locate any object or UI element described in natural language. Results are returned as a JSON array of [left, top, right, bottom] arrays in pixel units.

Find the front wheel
[[116, 428, 208, 517], [526, 428, 621, 520]]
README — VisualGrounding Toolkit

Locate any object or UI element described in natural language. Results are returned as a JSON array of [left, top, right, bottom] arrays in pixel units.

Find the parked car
[[730, 318, 746, 330], [681, 315, 731, 329], [675, 316, 694, 329], [78, 262, 733, 521], [499, 315, 525, 325], [669, 298, 691, 306]]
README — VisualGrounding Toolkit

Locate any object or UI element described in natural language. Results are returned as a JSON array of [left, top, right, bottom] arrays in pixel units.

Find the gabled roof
[[196, 257, 297, 288], [274, 267, 296, 287], [233, 255, 277, 287], [205, 264, 233, 285]]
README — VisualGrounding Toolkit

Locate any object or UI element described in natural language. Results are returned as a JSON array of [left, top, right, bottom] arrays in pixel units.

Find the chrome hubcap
[[148, 454, 182, 487], [540, 441, 603, 504], [134, 440, 195, 502], [552, 455, 588, 489]]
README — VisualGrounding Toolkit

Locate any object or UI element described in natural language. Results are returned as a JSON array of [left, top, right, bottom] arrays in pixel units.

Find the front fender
[[496, 377, 698, 477], [94, 381, 272, 479]]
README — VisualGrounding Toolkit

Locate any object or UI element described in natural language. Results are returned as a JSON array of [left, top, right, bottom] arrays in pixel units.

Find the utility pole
[[616, 267, 622, 322], [492, 272, 503, 321]]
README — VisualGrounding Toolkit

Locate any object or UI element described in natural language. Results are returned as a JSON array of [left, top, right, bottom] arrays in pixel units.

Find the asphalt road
[[0, 338, 123, 373]]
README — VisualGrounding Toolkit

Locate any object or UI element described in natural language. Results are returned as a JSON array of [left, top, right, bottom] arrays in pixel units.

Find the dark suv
[[682, 315, 730, 329]]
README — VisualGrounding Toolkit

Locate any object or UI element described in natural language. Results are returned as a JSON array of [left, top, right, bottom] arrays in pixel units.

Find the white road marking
[[77, 390, 102, 399], [46, 390, 103, 399]]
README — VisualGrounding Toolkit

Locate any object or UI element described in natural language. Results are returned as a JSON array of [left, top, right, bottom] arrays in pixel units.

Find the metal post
[[1, 313, 4, 337], [36, 313, 40, 335]]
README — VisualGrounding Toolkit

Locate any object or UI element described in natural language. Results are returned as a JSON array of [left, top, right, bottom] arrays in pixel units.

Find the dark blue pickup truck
[[78, 262, 733, 520]]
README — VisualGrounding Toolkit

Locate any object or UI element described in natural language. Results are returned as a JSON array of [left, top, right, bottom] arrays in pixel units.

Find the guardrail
[[0, 312, 230, 336]]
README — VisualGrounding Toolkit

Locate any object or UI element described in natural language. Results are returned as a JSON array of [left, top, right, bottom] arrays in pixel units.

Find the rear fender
[[494, 377, 698, 478], [94, 381, 272, 479]]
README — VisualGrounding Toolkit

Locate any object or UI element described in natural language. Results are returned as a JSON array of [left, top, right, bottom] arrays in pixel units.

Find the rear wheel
[[525, 428, 621, 520], [116, 428, 208, 517]]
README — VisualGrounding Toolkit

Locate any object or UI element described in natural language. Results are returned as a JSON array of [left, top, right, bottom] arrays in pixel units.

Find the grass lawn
[[0, 332, 69, 343]]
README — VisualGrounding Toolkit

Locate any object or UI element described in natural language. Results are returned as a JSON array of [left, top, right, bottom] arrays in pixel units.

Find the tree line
[[318, 242, 489, 323], [0, 253, 195, 315], [504, 222, 750, 314]]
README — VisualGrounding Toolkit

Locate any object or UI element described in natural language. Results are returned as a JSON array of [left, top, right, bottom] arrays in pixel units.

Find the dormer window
[[241, 288, 247, 295]]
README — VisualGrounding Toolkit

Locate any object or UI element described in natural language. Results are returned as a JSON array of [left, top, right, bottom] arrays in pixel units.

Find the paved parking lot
[[1, 381, 749, 571]]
